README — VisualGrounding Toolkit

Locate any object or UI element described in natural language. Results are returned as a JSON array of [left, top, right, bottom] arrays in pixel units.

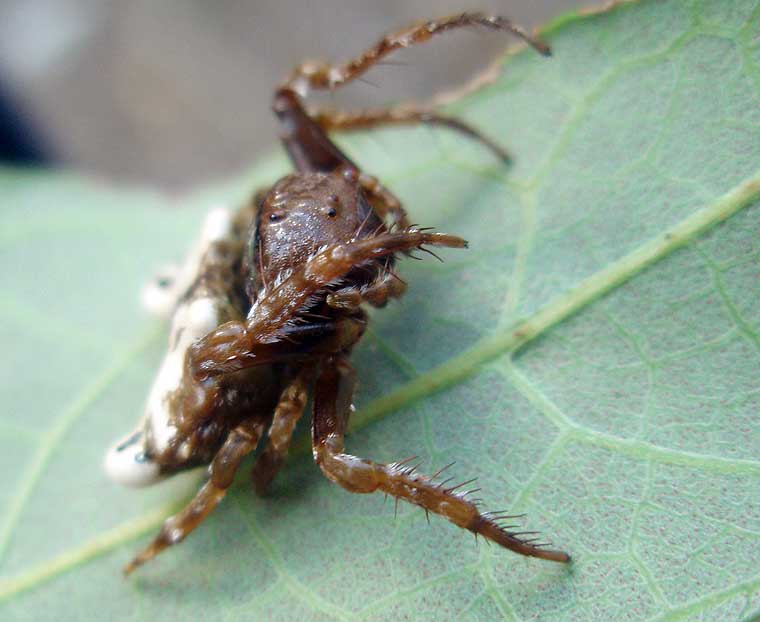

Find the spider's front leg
[[283, 12, 548, 100], [273, 12, 551, 175], [312, 355, 571, 563], [124, 417, 266, 574], [191, 228, 466, 379]]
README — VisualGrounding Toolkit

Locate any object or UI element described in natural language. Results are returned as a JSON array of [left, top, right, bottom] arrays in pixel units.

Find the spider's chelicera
[[105, 12, 570, 574]]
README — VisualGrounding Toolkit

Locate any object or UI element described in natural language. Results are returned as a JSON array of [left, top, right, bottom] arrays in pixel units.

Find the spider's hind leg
[[124, 418, 265, 574], [251, 366, 315, 495], [311, 106, 513, 164], [311, 355, 571, 563], [275, 12, 550, 174], [283, 12, 549, 97]]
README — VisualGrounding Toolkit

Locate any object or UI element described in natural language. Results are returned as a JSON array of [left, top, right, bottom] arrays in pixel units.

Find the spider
[[104, 12, 570, 574]]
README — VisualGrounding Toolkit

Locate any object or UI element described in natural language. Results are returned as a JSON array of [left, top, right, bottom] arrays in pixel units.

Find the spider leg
[[283, 13, 549, 97], [312, 355, 570, 564], [252, 366, 315, 495], [312, 107, 511, 164], [124, 418, 266, 574], [327, 272, 407, 311], [191, 229, 466, 378], [274, 13, 549, 174]]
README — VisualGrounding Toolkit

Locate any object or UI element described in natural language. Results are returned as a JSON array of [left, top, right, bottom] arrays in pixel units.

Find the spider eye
[[269, 211, 285, 222], [324, 194, 339, 217]]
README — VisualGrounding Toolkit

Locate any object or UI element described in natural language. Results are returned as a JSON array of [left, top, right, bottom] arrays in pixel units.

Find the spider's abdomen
[[104, 205, 278, 486]]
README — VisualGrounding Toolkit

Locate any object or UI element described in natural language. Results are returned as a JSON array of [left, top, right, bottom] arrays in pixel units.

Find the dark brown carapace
[[104, 12, 570, 574]]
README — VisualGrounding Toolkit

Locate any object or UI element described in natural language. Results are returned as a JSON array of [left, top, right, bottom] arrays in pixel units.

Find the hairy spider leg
[[252, 366, 315, 494], [326, 272, 408, 311], [310, 106, 513, 164], [124, 418, 266, 574], [312, 355, 571, 563], [190, 229, 466, 378], [284, 12, 549, 98], [273, 11, 551, 173], [248, 230, 464, 331]]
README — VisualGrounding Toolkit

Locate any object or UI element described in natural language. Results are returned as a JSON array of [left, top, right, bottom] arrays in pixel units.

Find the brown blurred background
[[0, 0, 583, 190]]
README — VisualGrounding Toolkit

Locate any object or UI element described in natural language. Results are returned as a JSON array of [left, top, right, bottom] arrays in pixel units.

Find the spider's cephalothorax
[[105, 12, 570, 574]]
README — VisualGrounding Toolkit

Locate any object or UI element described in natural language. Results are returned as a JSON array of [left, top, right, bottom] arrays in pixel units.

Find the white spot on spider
[[168, 527, 184, 544], [108, 207, 237, 487], [177, 441, 192, 461], [104, 426, 163, 487], [187, 297, 219, 332], [327, 68, 343, 87], [291, 75, 310, 99], [141, 206, 233, 318], [141, 264, 180, 316], [146, 296, 220, 453], [202, 207, 234, 243], [105, 294, 222, 487]]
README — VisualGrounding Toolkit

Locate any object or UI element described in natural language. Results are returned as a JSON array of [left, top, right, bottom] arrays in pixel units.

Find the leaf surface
[[2, 1, 760, 620]]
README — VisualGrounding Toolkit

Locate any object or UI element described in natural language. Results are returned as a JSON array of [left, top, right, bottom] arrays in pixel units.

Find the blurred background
[[0, 0, 583, 191]]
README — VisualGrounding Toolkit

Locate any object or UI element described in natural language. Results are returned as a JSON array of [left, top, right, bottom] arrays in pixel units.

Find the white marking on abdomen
[[146, 296, 221, 453], [104, 425, 163, 487], [142, 206, 233, 318]]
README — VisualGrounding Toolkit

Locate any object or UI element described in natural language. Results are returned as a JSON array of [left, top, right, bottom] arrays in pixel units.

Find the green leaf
[[2, 1, 760, 620]]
